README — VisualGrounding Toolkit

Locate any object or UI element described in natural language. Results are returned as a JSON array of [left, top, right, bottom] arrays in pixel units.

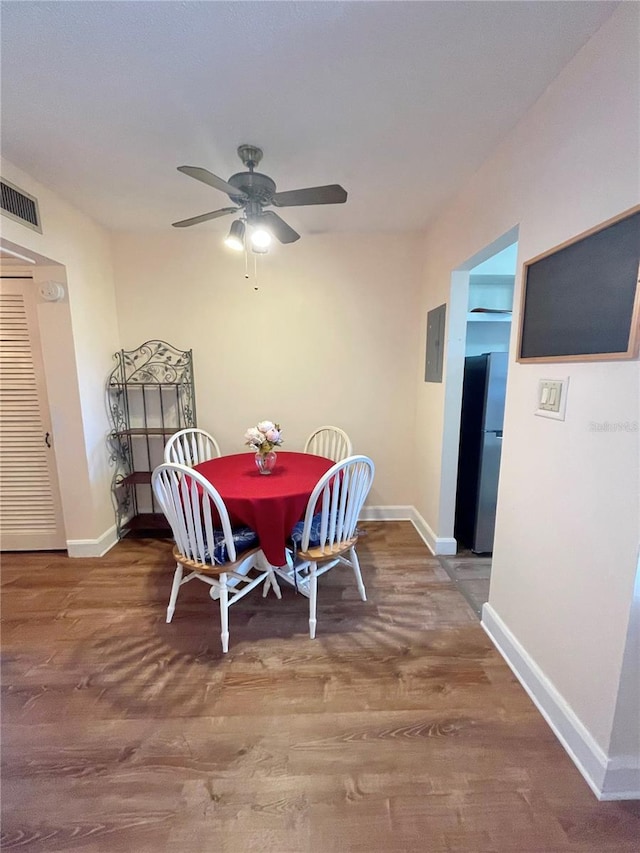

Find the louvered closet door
[[0, 279, 66, 549]]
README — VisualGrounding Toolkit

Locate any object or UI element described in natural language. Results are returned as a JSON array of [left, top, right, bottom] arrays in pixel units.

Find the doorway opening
[[439, 231, 518, 616], [0, 240, 80, 554]]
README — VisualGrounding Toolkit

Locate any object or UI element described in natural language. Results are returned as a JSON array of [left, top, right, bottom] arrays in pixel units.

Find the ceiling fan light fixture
[[224, 219, 245, 251], [250, 226, 272, 249]]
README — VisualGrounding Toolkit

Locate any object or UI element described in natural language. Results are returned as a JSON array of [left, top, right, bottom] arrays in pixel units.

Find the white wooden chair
[[164, 427, 221, 466], [303, 425, 353, 462], [151, 463, 281, 653], [274, 455, 374, 639]]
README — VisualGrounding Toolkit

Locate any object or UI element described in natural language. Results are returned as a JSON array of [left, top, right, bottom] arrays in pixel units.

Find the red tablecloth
[[193, 451, 334, 567]]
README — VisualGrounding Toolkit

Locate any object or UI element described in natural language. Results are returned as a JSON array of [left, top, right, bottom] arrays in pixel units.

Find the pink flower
[[245, 420, 283, 452]]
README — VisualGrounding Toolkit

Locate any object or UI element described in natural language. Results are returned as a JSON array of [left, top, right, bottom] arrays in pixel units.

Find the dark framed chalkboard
[[518, 206, 640, 362]]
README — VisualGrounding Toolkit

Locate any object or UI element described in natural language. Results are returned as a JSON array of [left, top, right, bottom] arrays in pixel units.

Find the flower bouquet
[[245, 420, 283, 474]]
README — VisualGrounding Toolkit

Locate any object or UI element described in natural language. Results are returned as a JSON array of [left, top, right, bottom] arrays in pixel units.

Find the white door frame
[[439, 226, 519, 544], [1, 241, 91, 553], [0, 276, 67, 549]]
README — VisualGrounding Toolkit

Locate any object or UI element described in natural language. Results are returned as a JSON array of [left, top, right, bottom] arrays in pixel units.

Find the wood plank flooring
[[1, 521, 638, 851], [438, 555, 492, 617]]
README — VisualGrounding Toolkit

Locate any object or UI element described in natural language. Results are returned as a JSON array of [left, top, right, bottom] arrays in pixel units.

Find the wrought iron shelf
[[117, 472, 152, 487], [122, 513, 172, 534], [115, 428, 178, 436], [107, 339, 196, 540]]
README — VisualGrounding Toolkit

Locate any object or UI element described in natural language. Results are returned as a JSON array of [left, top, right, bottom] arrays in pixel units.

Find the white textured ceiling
[[1, 1, 616, 235]]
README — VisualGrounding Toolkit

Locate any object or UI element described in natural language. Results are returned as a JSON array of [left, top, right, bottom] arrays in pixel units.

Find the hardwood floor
[[1, 521, 638, 851], [438, 554, 492, 617]]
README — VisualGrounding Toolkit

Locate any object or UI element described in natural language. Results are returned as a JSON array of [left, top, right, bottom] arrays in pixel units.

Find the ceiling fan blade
[[260, 211, 300, 244], [271, 184, 347, 207], [172, 207, 239, 228], [177, 166, 248, 199]]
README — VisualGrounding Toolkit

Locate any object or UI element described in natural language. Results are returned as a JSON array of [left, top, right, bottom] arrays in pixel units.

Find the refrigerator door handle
[[485, 430, 504, 437]]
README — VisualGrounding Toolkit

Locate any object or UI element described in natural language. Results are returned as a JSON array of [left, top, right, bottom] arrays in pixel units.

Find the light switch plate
[[535, 378, 569, 420]]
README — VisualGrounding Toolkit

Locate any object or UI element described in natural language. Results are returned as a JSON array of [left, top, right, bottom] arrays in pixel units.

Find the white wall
[[471, 243, 518, 276], [464, 320, 511, 357], [606, 555, 640, 796], [111, 231, 421, 508], [0, 158, 120, 543], [415, 1, 639, 788]]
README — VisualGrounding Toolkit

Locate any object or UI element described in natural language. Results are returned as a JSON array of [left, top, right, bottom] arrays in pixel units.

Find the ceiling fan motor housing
[[227, 171, 276, 206], [237, 144, 263, 169]]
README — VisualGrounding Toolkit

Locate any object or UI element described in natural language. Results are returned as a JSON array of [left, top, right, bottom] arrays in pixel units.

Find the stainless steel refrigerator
[[454, 352, 508, 554]]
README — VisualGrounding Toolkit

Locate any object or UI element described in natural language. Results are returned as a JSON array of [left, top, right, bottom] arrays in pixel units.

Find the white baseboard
[[482, 603, 640, 801], [67, 525, 118, 558], [63, 510, 452, 563], [409, 507, 457, 556], [359, 506, 456, 556], [360, 505, 414, 522], [600, 756, 640, 801]]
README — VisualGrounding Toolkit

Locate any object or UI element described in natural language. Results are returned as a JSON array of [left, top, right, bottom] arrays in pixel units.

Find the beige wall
[[111, 231, 421, 507], [416, 3, 639, 758], [1, 2, 636, 789], [0, 158, 120, 541]]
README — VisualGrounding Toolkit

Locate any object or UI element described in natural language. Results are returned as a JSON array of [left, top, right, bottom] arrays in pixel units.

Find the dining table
[[193, 451, 334, 567]]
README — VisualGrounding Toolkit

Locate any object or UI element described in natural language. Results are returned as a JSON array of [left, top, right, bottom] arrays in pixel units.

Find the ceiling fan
[[171, 144, 347, 245]]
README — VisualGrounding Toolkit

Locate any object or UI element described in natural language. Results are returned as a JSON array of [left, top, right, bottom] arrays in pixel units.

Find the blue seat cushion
[[291, 514, 363, 555], [202, 526, 258, 565], [290, 513, 323, 550]]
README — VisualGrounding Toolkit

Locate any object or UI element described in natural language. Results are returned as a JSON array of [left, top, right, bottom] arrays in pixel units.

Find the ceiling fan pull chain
[[253, 253, 259, 291]]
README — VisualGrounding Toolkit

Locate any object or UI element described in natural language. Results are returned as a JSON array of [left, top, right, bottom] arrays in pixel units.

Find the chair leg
[[219, 573, 229, 653], [261, 571, 282, 598], [269, 572, 282, 599], [309, 562, 318, 640], [350, 546, 367, 601], [166, 563, 183, 623], [255, 551, 282, 600]]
